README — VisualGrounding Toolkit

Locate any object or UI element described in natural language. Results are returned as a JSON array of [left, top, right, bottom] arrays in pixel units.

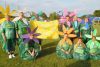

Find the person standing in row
[[1, 15, 16, 59]]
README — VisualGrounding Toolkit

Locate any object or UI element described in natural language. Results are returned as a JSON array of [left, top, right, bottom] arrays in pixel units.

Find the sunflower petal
[[62, 25, 67, 33], [59, 32, 64, 36], [67, 28, 74, 34], [5, 5, 10, 15], [0, 6, 5, 14], [68, 34, 77, 38]]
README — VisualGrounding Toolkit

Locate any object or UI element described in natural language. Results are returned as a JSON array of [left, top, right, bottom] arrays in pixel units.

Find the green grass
[[0, 40, 100, 67]]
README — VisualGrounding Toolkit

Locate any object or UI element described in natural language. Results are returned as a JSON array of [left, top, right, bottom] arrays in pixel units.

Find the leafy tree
[[49, 12, 60, 21], [94, 10, 100, 17]]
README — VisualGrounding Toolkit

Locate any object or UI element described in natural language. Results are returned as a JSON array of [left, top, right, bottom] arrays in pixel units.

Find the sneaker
[[9, 54, 12, 59], [12, 54, 15, 58]]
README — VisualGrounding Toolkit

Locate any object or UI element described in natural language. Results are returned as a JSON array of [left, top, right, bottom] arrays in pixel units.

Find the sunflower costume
[[0, 5, 16, 52], [56, 25, 76, 59]]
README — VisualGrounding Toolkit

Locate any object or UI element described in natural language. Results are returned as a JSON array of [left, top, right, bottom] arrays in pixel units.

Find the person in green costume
[[56, 35, 73, 59], [73, 37, 89, 60], [0, 25, 3, 44], [80, 17, 91, 43], [19, 40, 41, 61], [15, 12, 41, 60], [86, 29, 100, 60], [72, 16, 81, 37], [56, 25, 76, 59], [19, 27, 41, 61], [1, 15, 16, 59]]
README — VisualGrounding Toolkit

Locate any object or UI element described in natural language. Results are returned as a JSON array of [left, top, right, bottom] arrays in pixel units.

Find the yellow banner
[[30, 20, 59, 39]]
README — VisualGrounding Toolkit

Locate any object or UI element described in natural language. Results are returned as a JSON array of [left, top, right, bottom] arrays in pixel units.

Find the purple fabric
[[33, 38, 39, 43], [21, 27, 40, 44], [31, 27, 38, 34], [23, 38, 30, 44], [21, 34, 29, 38], [27, 27, 31, 33]]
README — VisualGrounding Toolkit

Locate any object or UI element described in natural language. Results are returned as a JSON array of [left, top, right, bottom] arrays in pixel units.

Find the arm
[[15, 21, 19, 38], [1, 23, 6, 42], [2, 33, 6, 42], [28, 50, 32, 55]]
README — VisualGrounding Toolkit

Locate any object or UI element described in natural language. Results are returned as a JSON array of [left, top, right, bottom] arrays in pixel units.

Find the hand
[[31, 52, 35, 57], [90, 53, 95, 56], [65, 51, 69, 54], [16, 34, 19, 38], [4, 37, 6, 42]]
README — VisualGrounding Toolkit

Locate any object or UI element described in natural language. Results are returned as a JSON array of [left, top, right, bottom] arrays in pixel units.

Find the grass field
[[0, 24, 100, 67], [0, 40, 100, 67]]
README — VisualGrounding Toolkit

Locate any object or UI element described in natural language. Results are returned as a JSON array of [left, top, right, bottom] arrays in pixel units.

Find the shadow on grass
[[38, 39, 59, 58], [67, 60, 91, 67]]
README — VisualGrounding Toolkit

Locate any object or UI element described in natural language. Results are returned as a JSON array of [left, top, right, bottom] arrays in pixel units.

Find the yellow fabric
[[0, 18, 6, 24], [30, 20, 59, 39]]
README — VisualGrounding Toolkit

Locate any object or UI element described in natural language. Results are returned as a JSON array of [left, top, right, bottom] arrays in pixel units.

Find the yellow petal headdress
[[59, 25, 77, 45], [0, 5, 16, 24], [0, 5, 16, 16]]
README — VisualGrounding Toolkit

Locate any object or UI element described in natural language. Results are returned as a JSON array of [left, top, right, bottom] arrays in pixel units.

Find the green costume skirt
[[18, 38, 41, 61], [56, 42, 72, 59], [73, 52, 89, 60]]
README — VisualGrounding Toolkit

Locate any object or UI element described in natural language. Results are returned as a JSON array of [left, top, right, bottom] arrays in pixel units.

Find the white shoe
[[9, 54, 12, 59], [12, 54, 15, 58]]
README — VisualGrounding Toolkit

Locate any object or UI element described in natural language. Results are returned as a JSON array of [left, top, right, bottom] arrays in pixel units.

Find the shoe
[[12, 54, 15, 58], [9, 54, 12, 59]]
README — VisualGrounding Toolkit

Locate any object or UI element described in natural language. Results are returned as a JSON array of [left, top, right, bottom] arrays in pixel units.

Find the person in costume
[[65, 16, 72, 30], [19, 27, 41, 60], [73, 37, 89, 60], [86, 29, 100, 60], [14, 12, 31, 59], [14, 12, 29, 44], [0, 5, 16, 48], [0, 24, 3, 44], [56, 25, 76, 59], [1, 15, 16, 59], [72, 16, 81, 37], [80, 17, 91, 43]]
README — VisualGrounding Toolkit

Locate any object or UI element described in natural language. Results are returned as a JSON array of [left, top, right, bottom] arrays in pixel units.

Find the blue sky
[[0, 0, 100, 15]]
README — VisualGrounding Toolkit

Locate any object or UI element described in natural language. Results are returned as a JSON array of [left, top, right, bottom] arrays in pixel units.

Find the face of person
[[5, 15, 10, 21], [85, 18, 89, 23], [19, 12, 24, 19], [66, 17, 69, 21], [64, 34, 68, 39], [73, 16, 77, 21], [92, 36, 96, 41], [78, 38, 82, 44]]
